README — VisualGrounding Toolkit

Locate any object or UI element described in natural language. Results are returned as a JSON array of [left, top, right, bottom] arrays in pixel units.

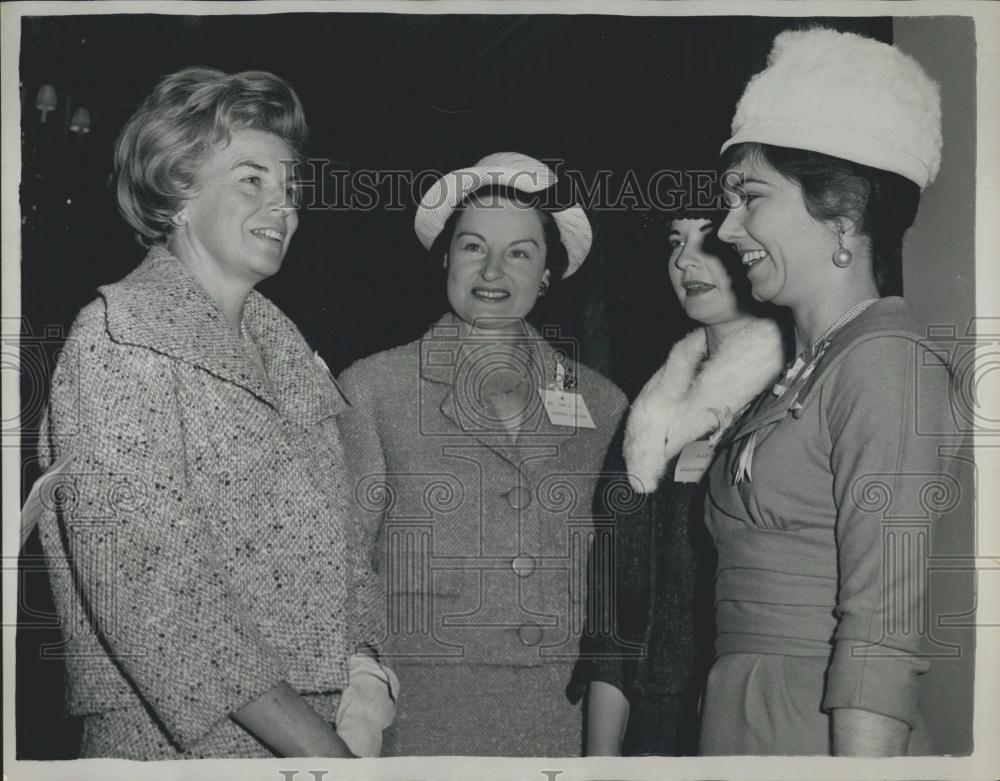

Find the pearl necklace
[[810, 298, 881, 351], [737, 298, 881, 484], [772, 298, 880, 398]]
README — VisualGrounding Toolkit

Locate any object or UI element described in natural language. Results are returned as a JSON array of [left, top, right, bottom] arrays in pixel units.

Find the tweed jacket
[[568, 319, 785, 755], [37, 246, 384, 758], [337, 312, 628, 754]]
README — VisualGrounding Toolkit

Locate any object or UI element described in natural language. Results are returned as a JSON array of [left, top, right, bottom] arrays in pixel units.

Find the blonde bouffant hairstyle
[[113, 66, 308, 246]]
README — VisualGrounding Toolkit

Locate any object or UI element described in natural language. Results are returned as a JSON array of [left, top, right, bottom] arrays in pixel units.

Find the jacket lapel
[[100, 246, 347, 430], [420, 313, 567, 467], [101, 246, 275, 405], [243, 294, 349, 430]]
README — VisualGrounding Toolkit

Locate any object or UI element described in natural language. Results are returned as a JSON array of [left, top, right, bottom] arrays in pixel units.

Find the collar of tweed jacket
[[416, 311, 616, 440], [99, 245, 347, 428], [416, 312, 555, 386], [624, 317, 785, 493]]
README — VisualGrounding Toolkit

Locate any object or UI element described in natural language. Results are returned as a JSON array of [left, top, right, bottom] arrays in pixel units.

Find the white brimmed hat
[[720, 28, 942, 190], [414, 152, 593, 278]]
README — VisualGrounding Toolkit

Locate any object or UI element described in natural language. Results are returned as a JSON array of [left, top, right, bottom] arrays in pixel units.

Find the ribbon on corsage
[[732, 340, 831, 485]]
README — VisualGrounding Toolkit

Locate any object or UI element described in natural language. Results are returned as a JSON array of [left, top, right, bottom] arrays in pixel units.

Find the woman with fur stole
[[569, 210, 786, 755]]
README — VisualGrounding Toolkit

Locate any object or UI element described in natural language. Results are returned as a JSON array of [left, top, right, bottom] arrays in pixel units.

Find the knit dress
[[699, 297, 965, 755]]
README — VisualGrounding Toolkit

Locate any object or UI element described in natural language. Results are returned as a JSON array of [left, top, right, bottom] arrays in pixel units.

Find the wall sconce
[[69, 107, 91, 134], [36, 84, 57, 123]]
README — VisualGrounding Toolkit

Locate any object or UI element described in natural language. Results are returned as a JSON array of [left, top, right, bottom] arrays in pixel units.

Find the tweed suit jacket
[[37, 246, 384, 758], [337, 313, 628, 754]]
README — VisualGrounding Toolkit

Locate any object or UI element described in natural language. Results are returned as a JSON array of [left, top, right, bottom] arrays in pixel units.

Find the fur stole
[[624, 318, 785, 493]]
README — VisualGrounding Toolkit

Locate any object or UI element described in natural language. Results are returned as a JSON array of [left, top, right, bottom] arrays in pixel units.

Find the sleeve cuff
[[150, 643, 289, 750], [567, 652, 632, 704], [822, 640, 929, 727]]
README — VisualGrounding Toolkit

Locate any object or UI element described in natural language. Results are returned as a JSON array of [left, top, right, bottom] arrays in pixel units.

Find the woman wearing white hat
[[701, 28, 964, 755], [337, 152, 628, 755]]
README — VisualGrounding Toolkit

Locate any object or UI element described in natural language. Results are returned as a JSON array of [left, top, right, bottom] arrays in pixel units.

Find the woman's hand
[[832, 708, 910, 756], [584, 680, 630, 756], [232, 680, 356, 757]]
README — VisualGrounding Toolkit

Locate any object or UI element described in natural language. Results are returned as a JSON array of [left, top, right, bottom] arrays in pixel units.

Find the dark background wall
[[15, 12, 975, 759]]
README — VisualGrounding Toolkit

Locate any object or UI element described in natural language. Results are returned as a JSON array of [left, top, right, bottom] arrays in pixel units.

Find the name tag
[[674, 440, 715, 483], [539, 389, 596, 428]]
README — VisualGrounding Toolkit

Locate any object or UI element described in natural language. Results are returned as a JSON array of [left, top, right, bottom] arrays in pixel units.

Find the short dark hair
[[430, 184, 570, 289], [113, 66, 308, 246], [642, 204, 759, 316], [721, 142, 921, 296]]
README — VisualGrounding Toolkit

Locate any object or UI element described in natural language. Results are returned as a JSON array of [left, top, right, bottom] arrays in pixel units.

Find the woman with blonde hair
[[37, 66, 390, 759]]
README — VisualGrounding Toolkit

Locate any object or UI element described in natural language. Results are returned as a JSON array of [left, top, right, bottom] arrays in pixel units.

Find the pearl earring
[[833, 224, 852, 268], [538, 280, 550, 297], [172, 212, 187, 226]]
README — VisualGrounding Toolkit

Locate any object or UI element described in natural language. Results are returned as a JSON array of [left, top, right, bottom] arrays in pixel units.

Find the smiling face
[[667, 218, 744, 326], [445, 195, 551, 329], [173, 128, 299, 287], [717, 154, 837, 307]]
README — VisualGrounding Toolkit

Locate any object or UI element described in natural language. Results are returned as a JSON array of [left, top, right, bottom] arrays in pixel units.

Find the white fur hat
[[414, 151, 592, 278], [720, 28, 942, 189]]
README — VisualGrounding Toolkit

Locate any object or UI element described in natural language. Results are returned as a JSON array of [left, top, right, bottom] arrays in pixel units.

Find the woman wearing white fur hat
[[337, 152, 627, 755], [568, 207, 786, 755], [702, 28, 962, 755]]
